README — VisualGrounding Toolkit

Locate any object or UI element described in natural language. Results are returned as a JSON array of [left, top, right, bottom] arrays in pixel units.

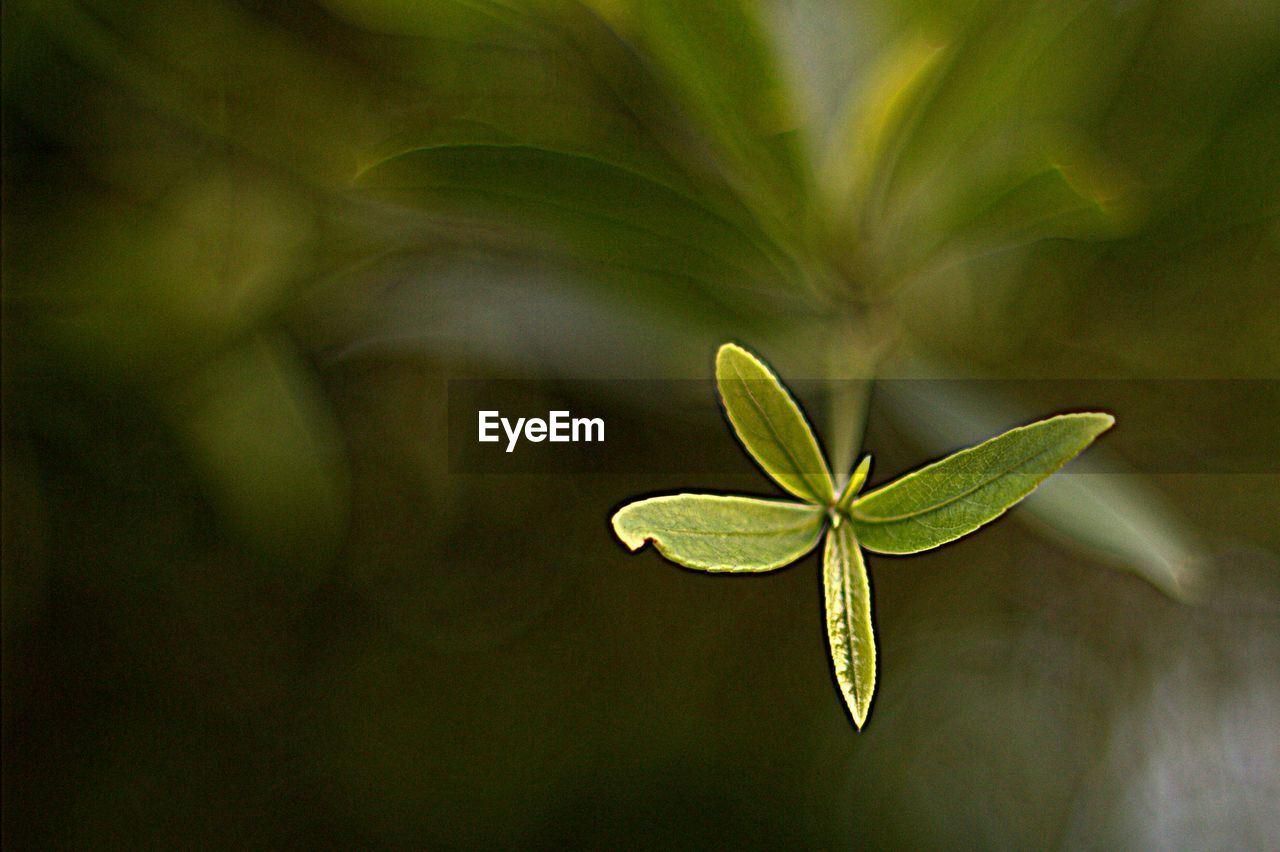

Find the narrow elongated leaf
[[852, 412, 1113, 554], [629, 0, 811, 213], [876, 359, 1204, 598], [357, 143, 801, 295], [822, 35, 946, 231], [824, 522, 876, 728], [611, 494, 825, 572], [884, 148, 1131, 285], [1021, 469, 1206, 602], [716, 343, 834, 505]]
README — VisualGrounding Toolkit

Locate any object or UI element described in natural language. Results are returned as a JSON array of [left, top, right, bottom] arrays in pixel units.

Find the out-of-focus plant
[[612, 343, 1112, 727], [3, 0, 1277, 846], [8, 0, 1253, 588], [344, 0, 1211, 595]]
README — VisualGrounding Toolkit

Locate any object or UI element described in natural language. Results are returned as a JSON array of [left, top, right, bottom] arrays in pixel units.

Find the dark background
[[4, 0, 1278, 847]]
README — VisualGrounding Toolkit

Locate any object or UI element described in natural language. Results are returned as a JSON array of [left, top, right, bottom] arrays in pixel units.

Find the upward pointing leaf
[[824, 522, 876, 729], [835, 455, 873, 516], [630, 0, 811, 213], [716, 343, 834, 505], [611, 494, 825, 572], [852, 412, 1113, 554]]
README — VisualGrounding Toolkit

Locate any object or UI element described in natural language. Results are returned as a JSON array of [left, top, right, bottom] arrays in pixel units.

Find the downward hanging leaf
[[716, 343, 834, 505], [851, 412, 1114, 554], [611, 494, 825, 572], [823, 522, 876, 729]]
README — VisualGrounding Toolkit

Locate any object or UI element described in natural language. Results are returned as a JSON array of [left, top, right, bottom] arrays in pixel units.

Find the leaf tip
[[1071, 410, 1116, 434], [1072, 411, 1116, 443], [839, 677, 873, 731], [714, 341, 750, 372], [848, 680, 874, 730]]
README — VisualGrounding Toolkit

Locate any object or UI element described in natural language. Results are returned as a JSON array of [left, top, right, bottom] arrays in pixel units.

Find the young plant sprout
[[611, 343, 1114, 729]]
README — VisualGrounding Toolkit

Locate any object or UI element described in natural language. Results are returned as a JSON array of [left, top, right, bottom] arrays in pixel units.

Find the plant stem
[[826, 319, 876, 486], [828, 376, 872, 488]]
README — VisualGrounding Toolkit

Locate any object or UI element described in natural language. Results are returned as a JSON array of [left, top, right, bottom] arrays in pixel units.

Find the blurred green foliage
[[3, 0, 1278, 847]]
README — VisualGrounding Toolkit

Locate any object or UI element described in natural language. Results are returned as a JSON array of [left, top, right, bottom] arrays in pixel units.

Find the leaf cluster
[[336, 1, 1202, 597], [612, 343, 1112, 728]]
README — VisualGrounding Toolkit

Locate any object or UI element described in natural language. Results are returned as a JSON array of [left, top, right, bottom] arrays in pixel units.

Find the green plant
[[612, 343, 1113, 728], [337, 1, 1207, 600]]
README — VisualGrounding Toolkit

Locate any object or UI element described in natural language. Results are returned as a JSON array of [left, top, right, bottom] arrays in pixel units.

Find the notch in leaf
[[612, 495, 825, 572]]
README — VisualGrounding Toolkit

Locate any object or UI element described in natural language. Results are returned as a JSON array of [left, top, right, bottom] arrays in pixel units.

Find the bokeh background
[[3, 0, 1279, 847]]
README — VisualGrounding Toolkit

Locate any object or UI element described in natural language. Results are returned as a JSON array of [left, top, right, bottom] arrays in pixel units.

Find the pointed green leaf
[[876, 372, 1203, 599], [611, 494, 825, 572], [715, 343, 834, 505], [822, 35, 947, 232], [824, 523, 876, 729], [835, 455, 873, 516], [851, 412, 1114, 554]]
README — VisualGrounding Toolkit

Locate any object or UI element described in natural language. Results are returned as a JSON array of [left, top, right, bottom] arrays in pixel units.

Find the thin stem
[[828, 376, 872, 489], [825, 317, 877, 485]]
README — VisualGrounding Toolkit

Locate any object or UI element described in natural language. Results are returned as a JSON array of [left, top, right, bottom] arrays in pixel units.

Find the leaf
[[628, 0, 811, 214], [715, 343, 835, 505], [892, 147, 1132, 284], [329, 248, 724, 377], [873, 3, 1120, 213], [356, 143, 802, 297], [823, 522, 876, 728], [822, 35, 947, 232], [851, 412, 1113, 554], [835, 455, 872, 516], [611, 494, 825, 572], [951, 155, 1129, 244], [166, 335, 349, 573], [1021, 471, 1207, 602], [874, 371, 1204, 598]]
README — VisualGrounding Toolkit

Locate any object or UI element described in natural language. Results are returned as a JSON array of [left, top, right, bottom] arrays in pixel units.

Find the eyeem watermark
[[478, 410, 604, 453], [452, 379, 1278, 473]]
